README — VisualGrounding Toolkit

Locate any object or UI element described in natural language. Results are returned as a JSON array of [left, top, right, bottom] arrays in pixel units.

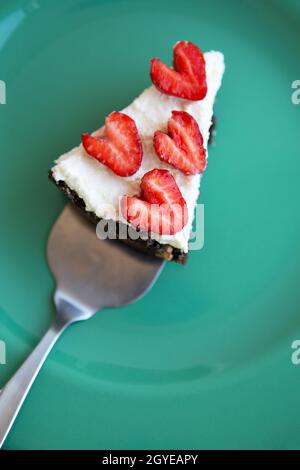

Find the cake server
[[0, 204, 164, 447]]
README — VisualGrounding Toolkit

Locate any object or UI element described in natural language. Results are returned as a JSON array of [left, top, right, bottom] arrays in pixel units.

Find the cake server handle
[[0, 316, 69, 448]]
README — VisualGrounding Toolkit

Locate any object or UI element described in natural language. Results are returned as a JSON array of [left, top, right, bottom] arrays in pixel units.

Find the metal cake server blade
[[0, 204, 164, 447]]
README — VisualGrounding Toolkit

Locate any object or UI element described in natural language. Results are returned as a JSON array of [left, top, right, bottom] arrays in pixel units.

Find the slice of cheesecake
[[50, 48, 225, 263]]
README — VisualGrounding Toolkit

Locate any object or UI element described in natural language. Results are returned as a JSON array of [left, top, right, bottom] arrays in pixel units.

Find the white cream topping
[[52, 51, 225, 252]]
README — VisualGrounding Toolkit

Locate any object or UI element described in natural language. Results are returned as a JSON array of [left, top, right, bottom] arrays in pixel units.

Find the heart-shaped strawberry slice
[[121, 169, 188, 236], [150, 41, 207, 101], [154, 110, 206, 175], [82, 111, 143, 177]]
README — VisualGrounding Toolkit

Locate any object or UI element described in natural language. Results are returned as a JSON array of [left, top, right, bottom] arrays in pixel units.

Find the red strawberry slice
[[121, 169, 188, 236], [150, 41, 207, 101], [82, 111, 142, 177], [154, 110, 206, 175], [141, 167, 184, 205]]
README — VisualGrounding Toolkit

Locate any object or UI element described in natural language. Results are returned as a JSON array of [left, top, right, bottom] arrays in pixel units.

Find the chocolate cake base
[[49, 116, 216, 264]]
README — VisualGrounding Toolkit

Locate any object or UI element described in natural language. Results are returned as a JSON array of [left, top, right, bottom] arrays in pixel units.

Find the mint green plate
[[1, 0, 300, 450]]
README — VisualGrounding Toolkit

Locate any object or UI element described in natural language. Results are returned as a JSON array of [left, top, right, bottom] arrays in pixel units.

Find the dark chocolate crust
[[49, 116, 216, 264], [208, 115, 217, 146], [49, 172, 188, 264]]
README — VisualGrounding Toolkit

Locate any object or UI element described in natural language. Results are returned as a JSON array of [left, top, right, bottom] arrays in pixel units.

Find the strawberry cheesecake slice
[[50, 42, 225, 263]]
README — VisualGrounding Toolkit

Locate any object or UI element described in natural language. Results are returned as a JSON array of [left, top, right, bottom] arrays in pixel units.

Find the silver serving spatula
[[0, 204, 164, 447]]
